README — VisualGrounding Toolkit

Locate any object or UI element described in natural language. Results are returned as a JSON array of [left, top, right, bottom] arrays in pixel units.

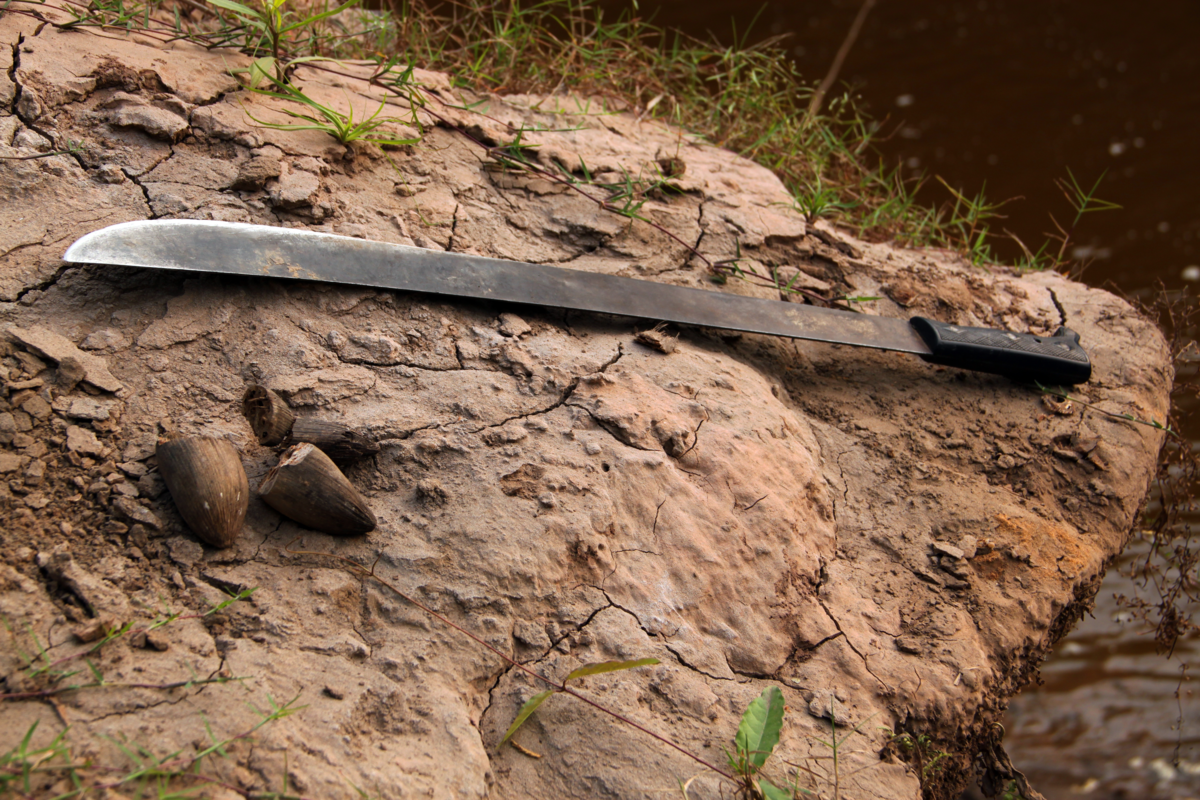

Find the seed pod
[[242, 385, 295, 447], [156, 436, 249, 548], [283, 418, 380, 462], [259, 443, 376, 535]]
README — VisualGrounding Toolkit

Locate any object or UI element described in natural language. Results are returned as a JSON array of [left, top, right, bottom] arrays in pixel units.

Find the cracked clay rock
[[0, 10, 1172, 800]]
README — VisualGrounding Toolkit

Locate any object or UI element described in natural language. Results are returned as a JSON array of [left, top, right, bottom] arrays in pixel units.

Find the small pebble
[[931, 541, 965, 560], [66, 425, 107, 456]]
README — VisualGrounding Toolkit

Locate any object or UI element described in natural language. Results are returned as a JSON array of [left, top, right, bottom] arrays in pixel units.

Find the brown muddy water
[[586, 0, 1200, 796]]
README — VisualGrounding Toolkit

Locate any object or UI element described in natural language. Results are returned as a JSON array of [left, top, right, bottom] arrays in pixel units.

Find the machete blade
[[63, 219, 1092, 384]]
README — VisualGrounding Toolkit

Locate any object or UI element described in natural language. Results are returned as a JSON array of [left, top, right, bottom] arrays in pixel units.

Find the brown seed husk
[[156, 436, 249, 548], [283, 418, 380, 462], [259, 443, 376, 535], [634, 322, 678, 354], [242, 384, 295, 446]]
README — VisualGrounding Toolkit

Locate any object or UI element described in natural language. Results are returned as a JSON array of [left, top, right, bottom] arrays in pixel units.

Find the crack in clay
[[124, 169, 159, 219], [470, 375, 582, 435], [379, 419, 447, 441], [613, 547, 661, 557], [81, 683, 200, 724], [600, 544, 663, 587], [197, 571, 253, 597], [835, 450, 852, 506], [721, 651, 777, 681], [466, 344, 621, 435], [7, 33, 22, 115], [1, 238, 48, 262], [529, 599, 617, 663], [186, 88, 236, 113], [10, 38, 70, 163], [477, 600, 625, 730], [739, 494, 768, 512], [661, 385, 698, 401], [570, 406, 656, 452], [13, 263, 74, 304], [776, 629, 846, 680], [598, 343, 625, 373], [691, 204, 706, 262], [674, 415, 706, 459], [589, 586, 733, 682], [123, 149, 173, 179], [651, 498, 666, 539], [446, 202, 460, 252], [810, 631, 846, 650], [249, 519, 283, 562], [480, 660, 513, 727], [815, 597, 889, 690], [1048, 287, 1068, 328], [336, 352, 492, 373], [664, 643, 731, 682]]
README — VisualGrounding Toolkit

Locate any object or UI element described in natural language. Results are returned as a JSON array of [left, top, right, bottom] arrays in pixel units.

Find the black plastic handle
[[910, 317, 1092, 385]]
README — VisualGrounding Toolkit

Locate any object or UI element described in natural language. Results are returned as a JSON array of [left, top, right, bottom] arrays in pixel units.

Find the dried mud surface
[[0, 11, 1173, 800]]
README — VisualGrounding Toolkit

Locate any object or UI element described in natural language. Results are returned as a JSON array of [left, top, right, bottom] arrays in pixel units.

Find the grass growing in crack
[[1, 587, 256, 700], [791, 174, 859, 224], [202, 0, 427, 145], [242, 72, 421, 146], [1, 587, 305, 798], [206, 0, 362, 81], [890, 732, 948, 790], [0, 693, 303, 799]]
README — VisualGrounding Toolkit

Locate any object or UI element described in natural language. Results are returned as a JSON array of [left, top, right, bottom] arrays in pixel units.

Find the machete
[[63, 219, 1092, 385]]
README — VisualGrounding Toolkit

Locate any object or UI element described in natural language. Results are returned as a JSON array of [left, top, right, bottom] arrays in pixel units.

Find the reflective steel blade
[[65, 219, 931, 355]]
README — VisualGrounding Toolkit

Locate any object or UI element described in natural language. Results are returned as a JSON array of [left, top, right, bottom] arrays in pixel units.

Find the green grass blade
[[206, 0, 258, 17], [497, 689, 555, 750], [281, 0, 362, 33], [759, 777, 797, 800]]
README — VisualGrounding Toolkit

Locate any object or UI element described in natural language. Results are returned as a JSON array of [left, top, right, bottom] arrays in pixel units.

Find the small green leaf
[[247, 56, 275, 89], [563, 658, 659, 684], [735, 686, 785, 771], [498, 689, 555, 750], [759, 778, 795, 800], [207, 0, 259, 17]]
